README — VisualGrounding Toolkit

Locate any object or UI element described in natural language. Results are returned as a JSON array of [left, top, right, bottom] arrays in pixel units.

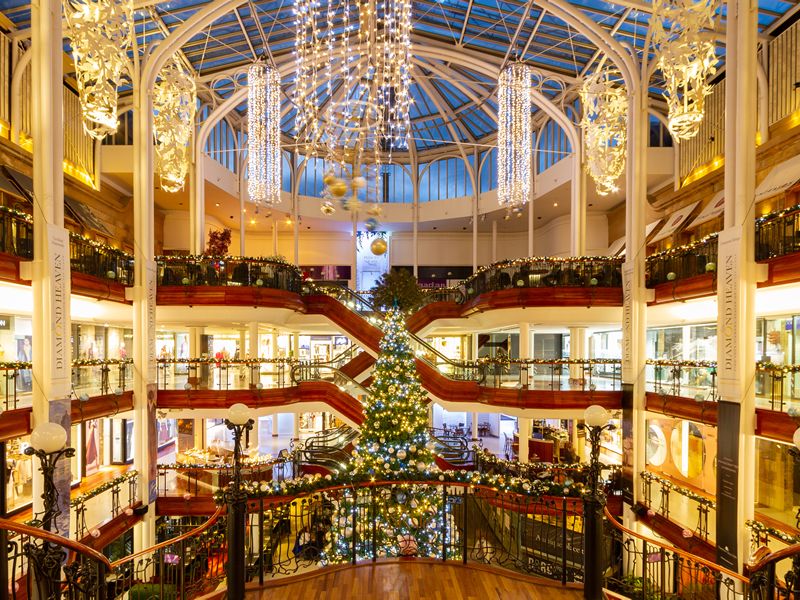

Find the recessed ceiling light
[[250, 219, 256, 225], [553, 202, 558, 207], [215, 203, 220, 207]]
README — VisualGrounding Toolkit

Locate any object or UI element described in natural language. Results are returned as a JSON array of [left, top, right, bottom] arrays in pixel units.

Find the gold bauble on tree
[[371, 238, 388, 256], [323, 172, 336, 186], [328, 178, 348, 197]]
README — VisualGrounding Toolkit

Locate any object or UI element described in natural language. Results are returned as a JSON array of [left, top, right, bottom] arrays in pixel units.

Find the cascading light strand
[[497, 62, 532, 211], [247, 63, 282, 207]]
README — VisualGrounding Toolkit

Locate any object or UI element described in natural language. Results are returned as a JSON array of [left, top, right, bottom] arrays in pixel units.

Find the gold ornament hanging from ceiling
[[652, 0, 720, 141], [63, 0, 133, 139], [580, 69, 628, 196], [153, 57, 196, 193]]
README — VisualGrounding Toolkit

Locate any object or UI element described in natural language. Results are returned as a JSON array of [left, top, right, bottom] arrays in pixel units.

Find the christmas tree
[[325, 308, 443, 562]]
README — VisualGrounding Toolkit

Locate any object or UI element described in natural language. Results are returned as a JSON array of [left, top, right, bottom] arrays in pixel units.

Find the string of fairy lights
[[497, 63, 532, 212], [247, 63, 282, 208]]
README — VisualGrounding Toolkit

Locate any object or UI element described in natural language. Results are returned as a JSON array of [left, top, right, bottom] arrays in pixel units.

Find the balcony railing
[[157, 458, 295, 497], [479, 358, 622, 391], [156, 358, 295, 391], [640, 470, 715, 542], [460, 257, 624, 302], [0, 207, 33, 259], [645, 359, 800, 413], [756, 204, 800, 261], [0, 358, 132, 411], [69, 233, 134, 285], [646, 234, 719, 288], [72, 471, 138, 540], [156, 256, 303, 291]]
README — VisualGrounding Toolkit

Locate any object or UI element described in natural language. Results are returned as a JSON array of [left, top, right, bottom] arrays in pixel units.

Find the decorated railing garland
[[645, 233, 719, 263], [70, 470, 138, 508], [746, 519, 800, 545], [0, 205, 33, 222], [213, 467, 587, 505], [641, 471, 715, 509], [157, 254, 302, 274], [460, 255, 624, 288], [646, 359, 717, 369], [756, 202, 800, 226], [69, 232, 132, 260], [479, 357, 622, 366], [157, 357, 297, 366]]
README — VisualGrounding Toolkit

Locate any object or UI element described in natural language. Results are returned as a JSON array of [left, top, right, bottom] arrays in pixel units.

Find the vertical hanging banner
[[147, 383, 158, 504], [620, 261, 636, 504], [47, 224, 70, 392], [620, 262, 634, 381], [146, 260, 158, 504], [146, 261, 158, 381], [49, 398, 72, 536], [716, 228, 741, 401]]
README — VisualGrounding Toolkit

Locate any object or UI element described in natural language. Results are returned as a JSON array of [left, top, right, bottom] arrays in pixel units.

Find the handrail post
[[561, 497, 568, 586], [462, 487, 468, 565]]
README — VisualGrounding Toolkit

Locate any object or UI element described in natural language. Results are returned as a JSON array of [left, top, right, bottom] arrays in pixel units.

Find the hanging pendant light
[[497, 62, 532, 209], [153, 57, 196, 193], [248, 63, 282, 207]]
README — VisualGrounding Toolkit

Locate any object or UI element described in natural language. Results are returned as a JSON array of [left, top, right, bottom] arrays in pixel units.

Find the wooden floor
[[246, 561, 584, 600]]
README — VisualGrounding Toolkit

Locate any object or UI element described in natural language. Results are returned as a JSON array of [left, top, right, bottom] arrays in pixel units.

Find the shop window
[[645, 423, 668, 467], [670, 421, 705, 479]]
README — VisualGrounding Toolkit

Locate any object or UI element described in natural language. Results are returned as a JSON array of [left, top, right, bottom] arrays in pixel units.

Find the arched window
[[418, 157, 474, 202], [537, 119, 571, 172], [204, 117, 238, 173]]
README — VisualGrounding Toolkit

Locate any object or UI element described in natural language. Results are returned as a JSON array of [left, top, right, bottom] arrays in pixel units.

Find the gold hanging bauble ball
[[371, 238, 388, 256], [329, 179, 348, 197], [323, 172, 336, 186], [352, 176, 367, 190]]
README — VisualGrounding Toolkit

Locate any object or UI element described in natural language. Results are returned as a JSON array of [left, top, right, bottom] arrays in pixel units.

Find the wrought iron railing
[[72, 471, 138, 540], [419, 287, 465, 307], [69, 233, 134, 285], [238, 481, 589, 585], [0, 517, 111, 600], [460, 257, 624, 302], [756, 204, 800, 261], [157, 458, 296, 497], [603, 506, 750, 598], [156, 256, 303, 291], [640, 470, 715, 542], [0, 207, 33, 259], [646, 234, 719, 287]]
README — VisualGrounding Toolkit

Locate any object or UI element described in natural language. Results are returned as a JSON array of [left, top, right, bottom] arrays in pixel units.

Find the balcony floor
[[246, 561, 584, 599]]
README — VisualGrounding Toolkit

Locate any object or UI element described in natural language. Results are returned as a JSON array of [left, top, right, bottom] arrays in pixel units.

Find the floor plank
[[248, 561, 584, 600]]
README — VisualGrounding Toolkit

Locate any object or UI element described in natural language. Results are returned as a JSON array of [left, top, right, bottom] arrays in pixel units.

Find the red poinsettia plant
[[206, 228, 232, 257]]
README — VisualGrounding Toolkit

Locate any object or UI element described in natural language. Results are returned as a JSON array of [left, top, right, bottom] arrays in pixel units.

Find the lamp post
[[225, 403, 254, 600], [582, 404, 614, 600], [24, 422, 75, 600]]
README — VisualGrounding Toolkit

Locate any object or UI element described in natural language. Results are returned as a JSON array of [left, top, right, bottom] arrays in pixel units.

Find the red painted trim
[[71, 391, 134, 423], [648, 273, 716, 306], [70, 272, 130, 304], [0, 407, 31, 442], [755, 407, 797, 443], [644, 392, 718, 425]]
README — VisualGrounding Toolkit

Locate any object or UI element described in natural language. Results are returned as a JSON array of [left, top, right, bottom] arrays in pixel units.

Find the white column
[[238, 329, 247, 359], [248, 322, 259, 358], [518, 417, 531, 463], [188, 327, 204, 357], [621, 68, 649, 521], [715, 0, 757, 572], [472, 193, 478, 273], [471, 412, 479, 442], [570, 134, 586, 256], [292, 413, 300, 441], [292, 332, 300, 360], [239, 176, 246, 256], [491, 220, 497, 263], [528, 202, 534, 257], [131, 49, 159, 551], [190, 162, 205, 255], [471, 334, 479, 361], [412, 199, 419, 277], [272, 221, 278, 256], [292, 201, 299, 266], [568, 327, 587, 384], [271, 330, 279, 359], [30, 0, 71, 529], [519, 322, 530, 388], [351, 214, 358, 289]]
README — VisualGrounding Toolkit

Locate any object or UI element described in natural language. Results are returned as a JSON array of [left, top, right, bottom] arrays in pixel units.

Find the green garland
[[756, 203, 800, 226], [158, 357, 297, 365], [756, 361, 800, 374], [69, 232, 132, 259], [646, 359, 717, 369], [479, 357, 622, 366], [70, 471, 138, 508], [475, 448, 588, 473], [156, 254, 303, 275], [0, 204, 33, 222], [73, 358, 132, 367], [645, 233, 719, 262], [158, 457, 287, 470], [641, 471, 715, 508], [746, 519, 800, 545], [212, 467, 587, 505], [461, 255, 624, 288]]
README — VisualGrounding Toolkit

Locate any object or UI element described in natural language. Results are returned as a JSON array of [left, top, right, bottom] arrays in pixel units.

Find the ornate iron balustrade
[[157, 458, 296, 497], [69, 234, 134, 286], [756, 204, 800, 261], [640, 470, 715, 541], [0, 207, 33, 260], [604, 506, 750, 599], [72, 471, 138, 541], [646, 234, 719, 287], [461, 257, 624, 301], [156, 256, 303, 290]]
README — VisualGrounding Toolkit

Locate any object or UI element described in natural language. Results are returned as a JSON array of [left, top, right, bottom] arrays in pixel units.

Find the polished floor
[[247, 562, 583, 599]]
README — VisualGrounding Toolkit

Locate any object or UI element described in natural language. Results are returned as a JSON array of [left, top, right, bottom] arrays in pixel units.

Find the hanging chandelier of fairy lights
[[247, 63, 282, 207], [497, 62, 532, 210], [293, 0, 412, 159], [153, 57, 196, 193], [63, 0, 133, 140], [652, 0, 720, 141], [580, 69, 628, 196]]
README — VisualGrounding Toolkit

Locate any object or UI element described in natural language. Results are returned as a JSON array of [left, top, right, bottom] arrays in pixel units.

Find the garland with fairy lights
[[756, 203, 800, 226], [641, 471, 715, 508], [646, 233, 718, 263], [0, 205, 33, 222], [479, 357, 622, 366], [158, 357, 297, 366], [70, 470, 138, 508], [212, 468, 585, 505], [461, 256, 624, 287], [746, 519, 800, 545], [156, 254, 302, 273], [73, 358, 132, 367], [646, 359, 717, 369], [69, 232, 132, 259]]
